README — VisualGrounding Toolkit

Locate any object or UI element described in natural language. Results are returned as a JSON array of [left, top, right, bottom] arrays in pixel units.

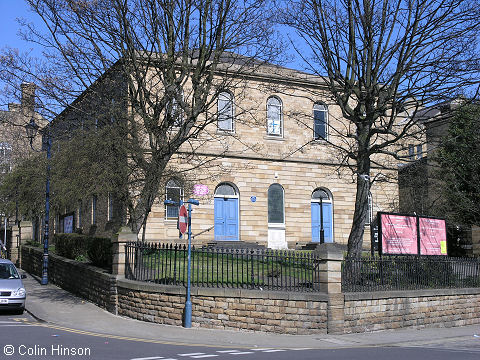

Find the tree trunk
[[347, 138, 371, 258]]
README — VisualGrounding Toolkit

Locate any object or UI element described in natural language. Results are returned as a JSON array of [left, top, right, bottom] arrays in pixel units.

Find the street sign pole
[[183, 199, 199, 328], [184, 202, 193, 328], [165, 198, 198, 329]]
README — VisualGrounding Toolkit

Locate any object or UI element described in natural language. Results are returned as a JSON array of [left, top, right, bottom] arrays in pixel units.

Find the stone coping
[[345, 287, 480, 301], [117, 277, 329, 302]]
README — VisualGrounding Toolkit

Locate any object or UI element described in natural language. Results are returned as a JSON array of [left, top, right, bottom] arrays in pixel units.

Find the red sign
[[380, 214, 418, 255], [179, 205, 188, 234], [419, 218, 447, 255]]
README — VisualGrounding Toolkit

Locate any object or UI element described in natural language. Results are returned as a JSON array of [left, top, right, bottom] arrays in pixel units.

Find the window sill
[[311, 138, 328, 144], [216, 129, 235, 135], [264, 135, 286, 141], [268, 224, 286, 229]]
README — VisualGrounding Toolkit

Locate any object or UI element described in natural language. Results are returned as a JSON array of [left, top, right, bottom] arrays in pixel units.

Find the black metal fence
[[125, 242, 322, 292], [342, 256, 480, 292]]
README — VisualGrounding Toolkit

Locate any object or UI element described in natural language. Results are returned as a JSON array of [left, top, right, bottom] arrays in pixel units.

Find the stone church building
[[52, 58, 399, 250]]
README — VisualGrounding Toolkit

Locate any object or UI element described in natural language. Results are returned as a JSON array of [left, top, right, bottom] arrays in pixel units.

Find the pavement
[[21, 270, 480, 350]]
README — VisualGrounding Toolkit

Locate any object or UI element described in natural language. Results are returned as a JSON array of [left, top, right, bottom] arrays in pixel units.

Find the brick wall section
[[344, 289, 480, 333], [20, 246, 118, 313], [116, 278, 329, 335]]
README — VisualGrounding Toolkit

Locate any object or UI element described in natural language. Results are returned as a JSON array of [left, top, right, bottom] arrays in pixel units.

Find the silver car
[[0, 259, 26, 314]]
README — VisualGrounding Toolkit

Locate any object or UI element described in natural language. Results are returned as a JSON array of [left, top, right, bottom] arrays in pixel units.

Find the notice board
[[419, 217, 447, 255], [378, 212, 447, 256]]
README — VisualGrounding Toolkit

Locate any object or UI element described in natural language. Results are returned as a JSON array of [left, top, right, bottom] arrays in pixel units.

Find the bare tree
[[0, 0, 280, 239], [281, 0, 480, 257]]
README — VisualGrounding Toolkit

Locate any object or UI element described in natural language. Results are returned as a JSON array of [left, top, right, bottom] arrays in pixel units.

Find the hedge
[[53, 233, 112, 270]]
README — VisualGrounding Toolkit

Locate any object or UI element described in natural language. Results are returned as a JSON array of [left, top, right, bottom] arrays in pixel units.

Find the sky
[[0, 0, 45, 57], [1, 0, 306, 67], [0, 0, 308, 113]]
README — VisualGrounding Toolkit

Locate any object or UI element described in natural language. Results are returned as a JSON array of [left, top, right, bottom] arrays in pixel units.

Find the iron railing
[[125, 242, 322, 292], [342, 255, 480, 292]]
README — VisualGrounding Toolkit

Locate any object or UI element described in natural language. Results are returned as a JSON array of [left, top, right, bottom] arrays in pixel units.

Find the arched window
[[267, 96, 283, 136], [268, 184, 284, 224], [313, 103, 328, 140], [215, 183, 237, 197], [165, 179, 184, 220], [312, 188, 330, 201], [168, 90, 184, 127], [217, 91, 234, 131]]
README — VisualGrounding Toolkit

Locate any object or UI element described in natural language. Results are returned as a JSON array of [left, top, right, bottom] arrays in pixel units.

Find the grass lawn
[[129, 248, 318, 289]]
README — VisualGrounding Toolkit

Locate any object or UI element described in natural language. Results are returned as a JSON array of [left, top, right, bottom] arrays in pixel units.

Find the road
[[1, 311, 479, 360]]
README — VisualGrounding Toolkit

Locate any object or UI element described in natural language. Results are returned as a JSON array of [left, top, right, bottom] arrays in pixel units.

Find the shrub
[[87, 236, 112, 270], [25, 240, 41, 247], [54, 233, 88, 260], [53, 233, 112, 270]]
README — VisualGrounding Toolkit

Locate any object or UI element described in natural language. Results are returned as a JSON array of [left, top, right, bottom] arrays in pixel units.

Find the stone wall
[[20, 246, 117, 313], [116, 278, 328, 335], [20, 245, 43, 276], [20, 245, 480, 335], [344, 289, 480, 333], [21, 245, 328, 335]]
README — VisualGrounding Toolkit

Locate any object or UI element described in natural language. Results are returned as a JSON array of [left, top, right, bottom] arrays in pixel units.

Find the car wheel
[[15, 308, 24, 315]]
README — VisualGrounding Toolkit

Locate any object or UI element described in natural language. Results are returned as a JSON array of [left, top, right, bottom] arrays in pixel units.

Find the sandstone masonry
[[20, 243, 480, 335]]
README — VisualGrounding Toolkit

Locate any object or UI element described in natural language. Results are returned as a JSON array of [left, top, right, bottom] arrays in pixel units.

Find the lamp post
[[25, 118, 51, 285]]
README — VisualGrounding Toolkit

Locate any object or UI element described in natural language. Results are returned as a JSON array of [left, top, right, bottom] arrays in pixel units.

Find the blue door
[[311, 202, 333, 243], [214, 198, 239, 241]]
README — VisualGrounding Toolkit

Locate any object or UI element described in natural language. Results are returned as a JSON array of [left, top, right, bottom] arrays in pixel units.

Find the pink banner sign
[[193, 184, 209, 197], [381, 214, 418, 255], [419, 218, 447, 255]]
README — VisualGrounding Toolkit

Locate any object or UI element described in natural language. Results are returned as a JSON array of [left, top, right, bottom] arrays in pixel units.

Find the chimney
[[20, 82, 36, 113]]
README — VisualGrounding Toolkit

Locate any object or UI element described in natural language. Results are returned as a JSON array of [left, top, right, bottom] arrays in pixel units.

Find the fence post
[[10, 224, 20, 266], [313, 243, 345, 334], [472, 226, 480, 256], [19, 221, 33, 243], [16, 221, 33, 267], [112, 226, 137, 277]]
